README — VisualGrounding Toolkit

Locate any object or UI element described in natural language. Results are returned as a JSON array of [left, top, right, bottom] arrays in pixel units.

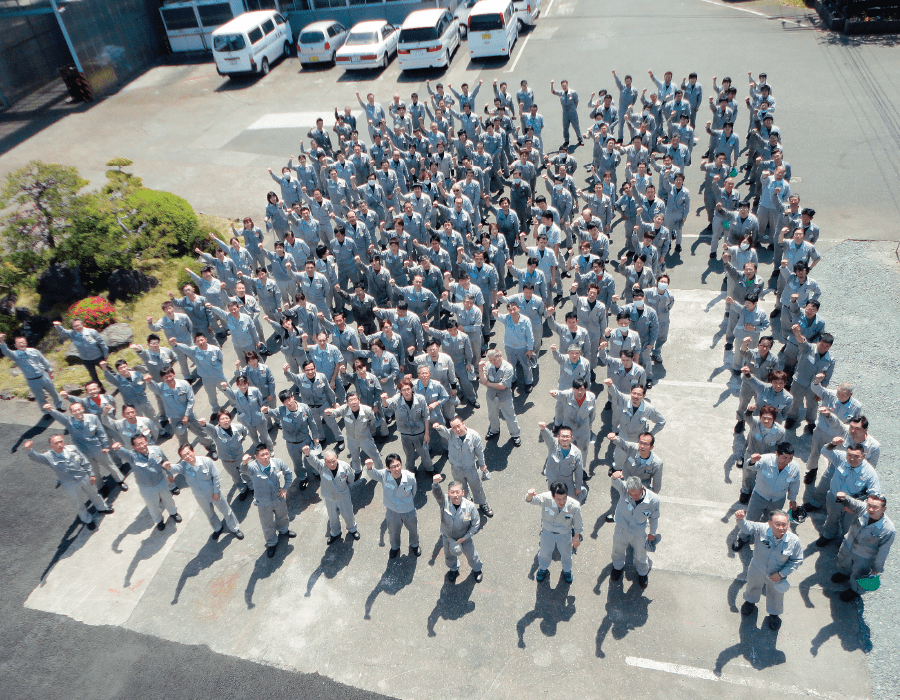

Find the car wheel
[[260, 57, 269, 75], [282, 41, 291, 59], [518, 19, 525, 33], [381, 52, 388, 68]]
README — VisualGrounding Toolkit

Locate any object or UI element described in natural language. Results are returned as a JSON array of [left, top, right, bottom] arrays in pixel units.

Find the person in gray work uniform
[[432, 474, 484, 583], [148, 301, 195, 379], [381, 377, 433, 473], [606, 430, 663, 515], [526, 482, 583, 584], [146, 366, 216, 454], [733, 443, 800, 551], [538, 422, 586, 505], [367, 452, 420, 559], [170, 332, 228, 412], [284, 361, 343, 448], [480, 349, 522, 446], [52, 319, 108, 389], [219, 376, 273, 452], [275, 388, 319, 489], [604, 379, 665, 471], [831, 492, 894, 602], [166, 444, 243, 540], [44, 402, 127, 490], [303, 446, 361, 545], [326, 391, 384, 474], [0, 333, 62, 411], [734, 508, 803, 631], [100, 359, 157, 421], [207, 301, 261, 367], [551, 79, 582, 148], [242, 444, 296, 558], [25, 436, 113, 530], [608, 473, 660, 589], [201, 410, 252, 500], [433, 417, 493, 518], [113, 435, 181, 531]]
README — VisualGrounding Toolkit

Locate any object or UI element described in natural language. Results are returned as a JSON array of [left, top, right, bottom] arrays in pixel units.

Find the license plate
[[310, 56, 319, 62], [482, 33, 491, 39], [351, 56, 360, 63]]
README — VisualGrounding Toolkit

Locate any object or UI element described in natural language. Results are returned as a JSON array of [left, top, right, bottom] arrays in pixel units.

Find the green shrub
[[176, 255, 205, 292]]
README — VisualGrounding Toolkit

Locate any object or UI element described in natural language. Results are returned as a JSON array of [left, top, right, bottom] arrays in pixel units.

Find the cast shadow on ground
[[594, 561, 652, 658], [517, 554, 577, 648], [244, 537, 294, 608], [714, 612, 786, 676], [364, 554, 418, 619], [171, 536, 227, 604], [427, 573, 477, 637]]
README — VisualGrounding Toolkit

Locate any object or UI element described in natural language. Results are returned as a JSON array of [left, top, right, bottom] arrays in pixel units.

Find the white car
[[296, 19, 348, 67], [335, 20, 399, 70], [455, 0, 479, 37]]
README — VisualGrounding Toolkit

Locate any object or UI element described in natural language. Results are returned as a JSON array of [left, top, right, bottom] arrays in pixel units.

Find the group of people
[[5, 67, 891, 628]]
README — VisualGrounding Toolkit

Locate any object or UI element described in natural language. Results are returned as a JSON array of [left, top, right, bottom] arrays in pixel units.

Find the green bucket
[[857, 575, 881, 592]]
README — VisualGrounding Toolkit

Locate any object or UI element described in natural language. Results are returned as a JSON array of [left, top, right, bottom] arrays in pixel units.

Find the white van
[[212, 10, 292, 78], [397, 8, 461, 71], [467, 0, 517, 59], [513, 0, 542, 29]]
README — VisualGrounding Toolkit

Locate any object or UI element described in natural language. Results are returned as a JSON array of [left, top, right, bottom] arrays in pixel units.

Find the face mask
[[619, 327, 628, 336], [740, 242, 750, 251], [554, 184, 562, 191], [635, 300, 645, 309], [657, 282, 668, 291], [512, 178, 520, 185]]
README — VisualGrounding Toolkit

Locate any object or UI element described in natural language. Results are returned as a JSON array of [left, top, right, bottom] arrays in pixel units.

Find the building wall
[[0, 3, 71, 107]]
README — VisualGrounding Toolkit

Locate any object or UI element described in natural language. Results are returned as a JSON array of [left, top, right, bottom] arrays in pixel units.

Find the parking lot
[[1, 1, 899, 699]]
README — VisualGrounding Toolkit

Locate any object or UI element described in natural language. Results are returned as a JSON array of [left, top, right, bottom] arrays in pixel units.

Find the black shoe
[[831, 572, 850, 583], [769, 308, 781, 319], [784, 417, 797, 430], [98, 508, 114, 515], [266, 545, 277, 558], [211, 527, 223, 541], [734, 420, 745, 433], [840, 589, 860, 602], [117, 481, 129, 492], [298, 478, 310, 491], [327, 534, 341, 545], [610, 566, 623, 582], [411, 545, 422, 557], [605, 513, 615, 523], [513, 436, 522, 447], [805, 422, 815, 434], [207, 450, 218, 460], [816, 536, 833, 547], [485, 431, 499, 440], [335, 441, 345, 453], [480, 503, 494, 518], [157, 521, 166, 531], [724, 342, 733, 351], [638, 574, 648, 589], [85, 521, 96, 531], [447, 569, 460, 582], [802, 502, 820, 512], [768, 615, 782, 631], [804, 468, 818, 485], [349, 530, 360, 541], [674, 244, 682, 252], [471, 401, 481, 409], [473, 570, 483, 582], [172, 513, 182, 523], [389, 548, 400, 559], [283, 530, 297, 538], [170, 486, 181, 496], [731, 538, 746, 552], [709, 252, 716, 259], [740, 601, 757, 616], [238, 489, 251, 501], [233, 530, 245, 540], [739, 491, 750, 504]]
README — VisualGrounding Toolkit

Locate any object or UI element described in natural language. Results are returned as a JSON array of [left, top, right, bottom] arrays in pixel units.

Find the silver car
[[296, 19, 348, 67]]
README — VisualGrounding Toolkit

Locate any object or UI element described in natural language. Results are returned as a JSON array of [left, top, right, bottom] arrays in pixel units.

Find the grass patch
[[0, 214, 233, 400]]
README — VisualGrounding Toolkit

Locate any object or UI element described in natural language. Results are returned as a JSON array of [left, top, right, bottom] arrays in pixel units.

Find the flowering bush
[[68, 296, 116, 329]]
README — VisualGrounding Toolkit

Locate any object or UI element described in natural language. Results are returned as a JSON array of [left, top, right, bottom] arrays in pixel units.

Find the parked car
[[212, 11, 292, 78], [455, 0, 479, 37], [513, 0, 543, 29], [296, 19, 347, 67], [467, 0, 518, 60], [397, 8, 461, 71], [335, 20, 399, 70]]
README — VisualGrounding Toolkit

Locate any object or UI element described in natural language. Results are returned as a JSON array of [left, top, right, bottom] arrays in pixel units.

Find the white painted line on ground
[[654, 379, 731, 389], [505, 33, 532, 73], [697, 0, 805, 27], [247, 111, 362, 130], [625, 656, 864, 699], [658, 494, 733, 510]]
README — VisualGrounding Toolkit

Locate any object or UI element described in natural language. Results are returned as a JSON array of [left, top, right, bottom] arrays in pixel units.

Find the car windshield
[[345, 31, 379, 46], [213, 34, 246, 52], [299, 30, 325, 44], [399, 27, 438, 43], [469, 14, 504, 31]]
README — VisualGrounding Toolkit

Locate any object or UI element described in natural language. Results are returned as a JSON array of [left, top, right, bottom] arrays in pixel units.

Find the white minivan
[[397, 8, 461, 71], [212, 10, 292, 78], [467, 0, 518, 59], [513, 0, 542, 29]]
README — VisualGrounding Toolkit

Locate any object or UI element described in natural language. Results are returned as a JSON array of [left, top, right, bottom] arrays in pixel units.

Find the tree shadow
[[713, 612, 786, 676], [364, 554, 418, 619], [516, 557, 577, 649], [305, 538, 356, 596], [171, 537, 226, 604], [426, 574, 477, 637], [244, 539, 294, 609], [594, 562, 652, 658]]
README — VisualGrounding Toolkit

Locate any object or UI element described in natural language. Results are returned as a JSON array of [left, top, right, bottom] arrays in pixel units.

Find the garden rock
[[108, 269, 159, 303], [0, 390, 15, 401], [62, 384, 82, 395], [37, 263, 87, 312], [100, 323, 134, 350], [15, 308, 52, 347]]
